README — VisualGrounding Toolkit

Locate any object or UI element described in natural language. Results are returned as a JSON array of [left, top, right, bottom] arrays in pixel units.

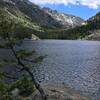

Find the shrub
[[9, 75, 35, 97]]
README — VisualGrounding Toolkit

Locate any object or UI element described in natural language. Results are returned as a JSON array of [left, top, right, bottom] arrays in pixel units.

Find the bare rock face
[[43, 7, 85, 28]]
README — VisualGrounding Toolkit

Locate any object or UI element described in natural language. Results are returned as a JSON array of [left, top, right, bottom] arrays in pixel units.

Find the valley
[[1, 0, 100, 40]]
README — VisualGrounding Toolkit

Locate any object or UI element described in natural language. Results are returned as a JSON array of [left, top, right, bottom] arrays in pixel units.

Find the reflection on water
[[0, 40, 100, 99]]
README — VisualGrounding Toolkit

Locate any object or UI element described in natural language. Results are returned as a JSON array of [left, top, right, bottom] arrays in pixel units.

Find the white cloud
[[30, 0, 100, 9]]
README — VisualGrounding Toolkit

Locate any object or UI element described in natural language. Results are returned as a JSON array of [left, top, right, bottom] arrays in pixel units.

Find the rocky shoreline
[[12, 83, 90, 100]]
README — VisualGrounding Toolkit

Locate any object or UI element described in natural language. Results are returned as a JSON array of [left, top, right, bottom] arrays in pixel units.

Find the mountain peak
[[1, 0, 85, 28], [42, 7, 84, 28], [43, 7, 58, 13]]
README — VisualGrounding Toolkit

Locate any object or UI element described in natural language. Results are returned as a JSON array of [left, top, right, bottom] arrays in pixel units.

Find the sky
[[29, 0, 100, 20]]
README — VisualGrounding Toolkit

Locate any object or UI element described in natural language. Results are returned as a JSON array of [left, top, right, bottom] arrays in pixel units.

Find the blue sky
[[29, 0, 100, 20]]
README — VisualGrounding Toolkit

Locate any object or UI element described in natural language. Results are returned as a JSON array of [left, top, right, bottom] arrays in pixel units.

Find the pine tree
[[0, 12, 47, 100]]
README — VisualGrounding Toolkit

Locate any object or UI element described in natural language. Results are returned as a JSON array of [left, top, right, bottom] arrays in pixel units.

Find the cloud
[[30, 0, 100, 9]]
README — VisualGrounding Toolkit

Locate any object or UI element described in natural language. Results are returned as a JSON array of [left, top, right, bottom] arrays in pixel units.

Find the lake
[[0, 40, 100, 99]]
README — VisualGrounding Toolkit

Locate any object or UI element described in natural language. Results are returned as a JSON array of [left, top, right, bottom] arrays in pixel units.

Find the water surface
[[1, 40, 100, 99]]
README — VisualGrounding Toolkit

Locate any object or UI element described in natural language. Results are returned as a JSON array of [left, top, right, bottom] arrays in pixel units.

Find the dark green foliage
[[9, 75, 35, 97], [0, 75, 35, 98], [0, 72, 7, 79], [33, 55, 46, 63], [0, 81, 12, 100], [35, 28, 89, 40], [0, 81, 9, 94], [17, 49, 33, 58]]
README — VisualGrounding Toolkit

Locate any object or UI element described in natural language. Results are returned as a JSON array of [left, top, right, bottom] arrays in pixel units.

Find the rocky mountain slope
[[10, 0, 62, 28], [0, 0, 41, 39], [43, 7, 85, 28], [88, 12, 100, 22], [1, 0, 84, 29], [83, 12, 100, 40]]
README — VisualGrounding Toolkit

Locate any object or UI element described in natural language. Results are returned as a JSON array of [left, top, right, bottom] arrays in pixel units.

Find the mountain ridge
[[11, 0, 85, 28], [42, 7, 85, 28], [0, 0, 100, 40], [11, 0, 62, 28]]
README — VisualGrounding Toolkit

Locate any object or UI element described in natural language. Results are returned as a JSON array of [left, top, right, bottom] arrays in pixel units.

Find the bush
[[0, 81, 9, 95], [0, 75, 35, 98], [9, 75, 35, 97]]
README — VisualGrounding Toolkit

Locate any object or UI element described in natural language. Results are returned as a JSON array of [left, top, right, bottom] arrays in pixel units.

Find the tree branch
[[7, 37, 47, 100]]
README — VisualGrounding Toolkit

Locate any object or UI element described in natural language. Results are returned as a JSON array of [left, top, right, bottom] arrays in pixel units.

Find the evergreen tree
[[0, 12, 47, 100]]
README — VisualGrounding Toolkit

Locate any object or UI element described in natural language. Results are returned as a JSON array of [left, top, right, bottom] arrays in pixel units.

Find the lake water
[[0, 40, 100, 99]]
